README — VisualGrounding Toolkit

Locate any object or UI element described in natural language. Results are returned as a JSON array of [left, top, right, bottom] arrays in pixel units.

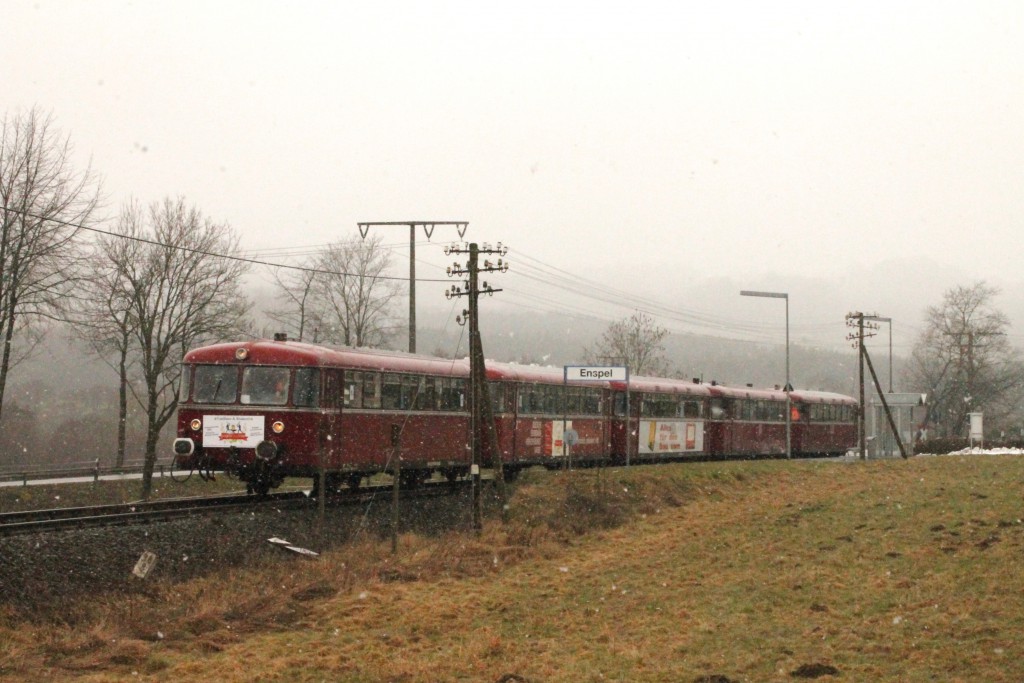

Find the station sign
[[564, 365, 629, 382]]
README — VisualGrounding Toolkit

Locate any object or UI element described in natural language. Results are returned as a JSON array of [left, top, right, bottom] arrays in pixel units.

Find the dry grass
[[4, 456, 1024, 682]]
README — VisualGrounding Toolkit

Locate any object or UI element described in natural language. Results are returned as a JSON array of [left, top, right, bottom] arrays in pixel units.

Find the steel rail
[[0, 479, 471, 537]]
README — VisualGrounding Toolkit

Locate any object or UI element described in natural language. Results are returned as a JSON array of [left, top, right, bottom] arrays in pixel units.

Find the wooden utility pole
[[357, 221, 468, 353], [445, 241, 509, 531], [847, 312, 907, 459]]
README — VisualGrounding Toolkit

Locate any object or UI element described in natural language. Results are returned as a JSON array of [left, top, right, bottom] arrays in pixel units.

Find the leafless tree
[[585, 310, 671, 376], [266, 235, 399, 348], [0, 107, 101, 424], [264, 265, 323, 342], [96, 197, 252, 498], [313, 235, 400, 347], [74, 200, 145, 467], [905, 282, 1024, 437]]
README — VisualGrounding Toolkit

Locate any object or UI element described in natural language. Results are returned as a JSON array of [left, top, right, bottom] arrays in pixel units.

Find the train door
[[602, 388, 614, 462], [710, 397, 733, 455], [321, 368, 343, 467], [789, 402, 805, 453]]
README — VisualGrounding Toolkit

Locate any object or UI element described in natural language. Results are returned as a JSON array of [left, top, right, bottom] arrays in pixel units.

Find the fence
[[0, 459, 177, 486]]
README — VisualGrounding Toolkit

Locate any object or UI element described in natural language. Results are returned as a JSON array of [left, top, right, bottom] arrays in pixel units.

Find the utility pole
[[847, 312, 875, 460], [445, 241, 509, 531], [357, 221, 468, 353], [847, 312, 907, 459]]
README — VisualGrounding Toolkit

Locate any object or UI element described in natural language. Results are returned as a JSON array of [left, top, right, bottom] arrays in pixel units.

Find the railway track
[[0, 490, 310, 537], [0, 478, 471, 537]]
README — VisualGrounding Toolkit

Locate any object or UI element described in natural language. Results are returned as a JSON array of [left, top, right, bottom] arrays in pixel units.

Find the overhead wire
[[4, 205, 915, 352]]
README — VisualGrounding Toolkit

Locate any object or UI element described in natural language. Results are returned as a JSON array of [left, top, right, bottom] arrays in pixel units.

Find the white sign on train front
[[565, 365, 628, 381]]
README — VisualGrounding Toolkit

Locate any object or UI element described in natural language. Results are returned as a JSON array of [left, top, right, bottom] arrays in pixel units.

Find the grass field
[[3, 454, 1024, 682]]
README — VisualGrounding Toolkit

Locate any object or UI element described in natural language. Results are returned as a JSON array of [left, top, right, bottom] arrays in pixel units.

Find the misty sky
[[3, 1, 1023, 357]]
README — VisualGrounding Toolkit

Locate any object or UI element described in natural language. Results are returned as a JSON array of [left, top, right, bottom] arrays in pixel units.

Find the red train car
[[789, 389, 858, 456], [172, 337, 859, 494], [705, 384, 790, 457], [484, 362, 611, 475], [173, 339, 473, 494], [608, 376, 713, 463]]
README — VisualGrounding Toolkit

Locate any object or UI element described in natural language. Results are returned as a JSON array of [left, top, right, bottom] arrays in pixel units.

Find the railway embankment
[[2, 456, 1024, 682]]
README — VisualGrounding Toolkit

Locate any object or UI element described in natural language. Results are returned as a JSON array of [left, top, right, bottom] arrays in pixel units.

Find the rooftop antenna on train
[[357, 221, 469, 354]]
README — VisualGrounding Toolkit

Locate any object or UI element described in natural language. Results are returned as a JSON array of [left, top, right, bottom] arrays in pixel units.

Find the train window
[[381, 373, 402, 410], [362, 372, 381, 409], [400, 375, 419, 409], [683, 400, 701, 418], [581, 388, 601, 415], [519, 384, 543, 413], [613, 392, 627, 417], [179, 366, 191, 403], [193, 365, 238, 404], [321, 370, 342, 409], [344, 371, 363, 408], [241, 367, 290, 406], [415, 377, 439, 410], [439, 378, 465, 411], [544, 386, 561, 414], [710, 398, 733, 419], [565, 387, 582, 415], [294, 368, 319, 407], [488, 382, 507, 414]]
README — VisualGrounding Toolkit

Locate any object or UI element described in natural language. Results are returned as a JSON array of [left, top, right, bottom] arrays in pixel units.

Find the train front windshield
[[241, 367, 291, 405], [188, 365, 320, 407], [193, 365, 239, 404]]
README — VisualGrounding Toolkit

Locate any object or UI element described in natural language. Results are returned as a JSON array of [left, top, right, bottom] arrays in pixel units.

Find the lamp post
[[740, 290, 790, 458]]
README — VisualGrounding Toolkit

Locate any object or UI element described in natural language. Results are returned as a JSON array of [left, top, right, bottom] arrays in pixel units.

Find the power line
[[4, 205, 917, 351], [6, 207, 452, 283]]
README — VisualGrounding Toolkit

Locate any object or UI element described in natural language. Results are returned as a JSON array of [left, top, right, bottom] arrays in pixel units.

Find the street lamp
[[740, 290, 790, 458]]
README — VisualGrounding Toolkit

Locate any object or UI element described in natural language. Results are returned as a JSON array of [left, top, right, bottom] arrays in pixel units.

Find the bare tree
[[264, 265, 322, 342], [314, 235, 400, 347], [74, 200, 145, 467], [266, 235, 399, 348], [585, 310, 671, 376], [905, 282, 1024, 437], [97, 197, 252, 498], [0, 107, 101, 423]]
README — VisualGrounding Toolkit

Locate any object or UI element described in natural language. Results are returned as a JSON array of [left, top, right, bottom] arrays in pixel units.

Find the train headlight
[[190, 418, 202, 431], [235, 348, 249, 360], [272, 420, 285, 434], [255, 440, 278, 461], [173, 438, 195, 456]]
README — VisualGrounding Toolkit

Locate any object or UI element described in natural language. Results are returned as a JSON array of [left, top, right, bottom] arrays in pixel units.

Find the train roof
[[789, 389, 858, 405], [484, 361, 612, 387], [610, 376, 713, 397], [183, 340, 471, 377], [706, 383, 787, 401], [183, 340, 857, 404]]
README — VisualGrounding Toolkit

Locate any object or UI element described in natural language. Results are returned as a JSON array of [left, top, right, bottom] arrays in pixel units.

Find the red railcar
[[173, 337, 859, 494], [484, 362, 611, 475], [789, 389, 858, 456], [173, 339, 473, 494], [704, 384, 791, 457], [608, 376, 713, 463]]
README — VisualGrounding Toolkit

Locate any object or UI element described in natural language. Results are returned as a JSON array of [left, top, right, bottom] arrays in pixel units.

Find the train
[[172, 336, 858, 495]]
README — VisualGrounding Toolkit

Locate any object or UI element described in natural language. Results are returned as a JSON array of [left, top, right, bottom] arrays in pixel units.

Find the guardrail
[[0, 460, 177, 486]]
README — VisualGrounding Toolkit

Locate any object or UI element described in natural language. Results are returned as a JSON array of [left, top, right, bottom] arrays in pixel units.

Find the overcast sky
[[4, 0, 1023, 355]]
